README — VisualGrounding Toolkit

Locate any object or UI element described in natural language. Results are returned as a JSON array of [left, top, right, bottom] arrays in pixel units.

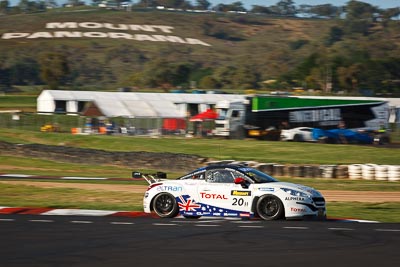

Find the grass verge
[[327, 202, 400, 223], [1, 129, 400, 165], [0, 183, 142, 211]]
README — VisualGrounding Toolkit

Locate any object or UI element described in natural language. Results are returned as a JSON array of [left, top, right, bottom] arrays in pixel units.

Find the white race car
[[280, 127, 315, 142], [135, 164, 326, 220]]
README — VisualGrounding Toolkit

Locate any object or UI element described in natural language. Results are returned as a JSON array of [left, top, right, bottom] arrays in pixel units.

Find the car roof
[[177, 164, 250, 179], [198, 164, 248, 172]]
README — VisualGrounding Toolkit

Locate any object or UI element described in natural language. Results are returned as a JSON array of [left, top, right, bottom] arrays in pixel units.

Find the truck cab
[[213, 100, 246, 139]]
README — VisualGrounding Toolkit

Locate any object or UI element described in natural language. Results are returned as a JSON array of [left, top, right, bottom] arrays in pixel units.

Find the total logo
[[290, 207, 306, 212], [200, 192, 228, 200]]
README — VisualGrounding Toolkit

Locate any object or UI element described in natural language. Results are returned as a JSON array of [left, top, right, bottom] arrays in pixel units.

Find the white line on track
[[0, 174, 33, 178], [170, 220, 199, 223], [238, 225, 264, 228], [70, 220, 93, 224], [153, 223, 178, 226], [0, 218, 15, 222], [196, 220, 226, 223], [110, 222, 135, 225], [195, 224, 220, 227], [29, 219, 54, 223], [232, 221, 261, 224], [375, 229, 400, 232], [328, 228, 354, 231], [61, 177, 108, 180], [283, 226, 309, 230]]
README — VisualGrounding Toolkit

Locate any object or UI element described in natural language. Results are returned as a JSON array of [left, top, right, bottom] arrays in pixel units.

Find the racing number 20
[[232, 198, 246, 206]]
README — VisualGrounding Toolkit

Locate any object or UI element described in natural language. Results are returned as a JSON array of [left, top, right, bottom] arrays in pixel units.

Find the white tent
[[37, 90, 246, 118]]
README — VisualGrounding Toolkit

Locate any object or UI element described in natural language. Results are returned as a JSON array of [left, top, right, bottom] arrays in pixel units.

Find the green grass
[[0, 183, 142, 211], [0, 95, 37, 111], [0, 155, 139, 178], [1, 128, 399, 165], [0, 155, 182, 181], [327, 202, 400, 223]]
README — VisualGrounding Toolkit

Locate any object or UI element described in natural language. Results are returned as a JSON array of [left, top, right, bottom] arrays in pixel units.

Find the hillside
[[0, 8, 399, 94]]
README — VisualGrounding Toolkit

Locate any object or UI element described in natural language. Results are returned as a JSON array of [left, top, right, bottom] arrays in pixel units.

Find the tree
[[232, 65, 259, 89], [213, 65, 237, 89], [195, 0, 210, 10], [345, 0, 377, 20], [157, 0, 182, 8], [337, 64, 362, 92], [172, 63, 193, 86], [138, 60, 194, 89], [380, 7, 400, 27], [0, 0, 9, 14], [213, 1, 246, 12], [309, 4, 340, 18], [251, 5, 272, 14], [136, 0, 158, 8], [10, 57, 41, 85], [325, 26, 343, 46], [39, 53, 70, 90], [271, 0, 296, 16], [0, 68, 11, 92], [199, 75, 218, 89], [230, 1, 246, 12]]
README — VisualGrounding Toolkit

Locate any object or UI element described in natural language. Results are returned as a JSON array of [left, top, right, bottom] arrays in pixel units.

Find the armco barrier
[[320, 165, 337, 179], [348, 164, 362, 180], [388, 165, 400, 181]]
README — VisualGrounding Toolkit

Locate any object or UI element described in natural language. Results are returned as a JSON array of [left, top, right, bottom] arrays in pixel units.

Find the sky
[[7, 0, 400, 9]]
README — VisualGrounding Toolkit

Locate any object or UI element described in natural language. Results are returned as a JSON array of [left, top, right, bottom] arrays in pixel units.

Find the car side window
[[206, 170, 235, 183]]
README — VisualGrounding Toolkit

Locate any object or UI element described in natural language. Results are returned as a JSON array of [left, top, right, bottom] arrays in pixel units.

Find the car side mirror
[[234, 177, 248, 188], [234, 177, 245, 184]]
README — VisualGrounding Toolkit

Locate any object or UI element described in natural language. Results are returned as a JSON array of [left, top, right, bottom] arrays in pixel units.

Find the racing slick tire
[[256, 195, 284, 221], [152, 193, 179, 218], [293, 134, 303, 142]]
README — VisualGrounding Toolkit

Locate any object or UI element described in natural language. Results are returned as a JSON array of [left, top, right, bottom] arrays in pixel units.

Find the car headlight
[[281, 188, 311, 198]]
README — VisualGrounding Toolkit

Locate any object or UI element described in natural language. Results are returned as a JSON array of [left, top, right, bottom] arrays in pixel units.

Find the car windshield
[[239, 168, 278, 183]]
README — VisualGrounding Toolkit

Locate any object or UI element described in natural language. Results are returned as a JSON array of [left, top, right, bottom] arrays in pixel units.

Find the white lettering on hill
[[1, 21, 211, 47]]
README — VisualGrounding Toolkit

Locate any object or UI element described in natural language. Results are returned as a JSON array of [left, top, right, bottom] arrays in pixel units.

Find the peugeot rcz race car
[[134, 164, 326, 221]]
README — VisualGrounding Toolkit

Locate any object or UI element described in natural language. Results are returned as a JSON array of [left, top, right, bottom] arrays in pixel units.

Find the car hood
[[256, 182, 323, 197]]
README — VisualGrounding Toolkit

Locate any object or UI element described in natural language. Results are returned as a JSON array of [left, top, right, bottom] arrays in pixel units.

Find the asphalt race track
[[0, 215, 399, 267]]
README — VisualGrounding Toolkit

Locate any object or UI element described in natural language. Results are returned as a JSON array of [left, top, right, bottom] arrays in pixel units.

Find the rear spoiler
[[132, 171, 167, 185]]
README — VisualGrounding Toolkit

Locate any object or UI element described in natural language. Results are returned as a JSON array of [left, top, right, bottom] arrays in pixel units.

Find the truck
[[213, 95, 390, 142]]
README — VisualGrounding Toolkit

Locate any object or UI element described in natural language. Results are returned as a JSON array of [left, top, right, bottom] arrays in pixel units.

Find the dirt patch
[[321, 190, 400, 203], [1, 181, 399, 203]]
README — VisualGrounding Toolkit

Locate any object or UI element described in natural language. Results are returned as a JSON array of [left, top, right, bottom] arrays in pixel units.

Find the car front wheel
[[256, 195, 284, 220], [153, 193, 179, 218]]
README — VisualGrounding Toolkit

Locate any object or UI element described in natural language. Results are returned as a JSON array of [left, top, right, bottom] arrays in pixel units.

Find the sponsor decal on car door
[[197, 170, 252, 216]]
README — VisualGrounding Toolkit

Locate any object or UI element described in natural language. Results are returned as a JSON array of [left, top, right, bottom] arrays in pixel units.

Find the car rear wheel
[[256, 195, 284, 220], [293, 134, 303, 142], [153, 193, 179, 218]]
